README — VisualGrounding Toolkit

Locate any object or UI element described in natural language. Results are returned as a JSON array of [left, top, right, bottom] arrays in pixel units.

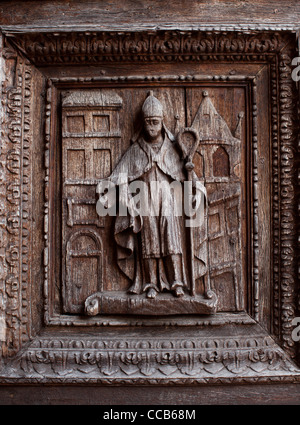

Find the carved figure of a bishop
[[97, 92, 207, 300]]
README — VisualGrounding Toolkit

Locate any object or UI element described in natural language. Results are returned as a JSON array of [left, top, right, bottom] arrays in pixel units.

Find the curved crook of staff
[[177, 127, 201, 297]]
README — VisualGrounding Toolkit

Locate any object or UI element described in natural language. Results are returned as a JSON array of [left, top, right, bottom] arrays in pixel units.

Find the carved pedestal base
[[84, 291, 218, 316]]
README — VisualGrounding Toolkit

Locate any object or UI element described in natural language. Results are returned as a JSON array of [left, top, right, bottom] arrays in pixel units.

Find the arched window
[[64, 230, 102, 313], [213, 146, 229, 177]]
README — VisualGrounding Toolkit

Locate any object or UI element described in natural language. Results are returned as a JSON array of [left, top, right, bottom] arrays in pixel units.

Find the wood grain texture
[[1, 383, 300, 405], [0, 1, 300, 31]]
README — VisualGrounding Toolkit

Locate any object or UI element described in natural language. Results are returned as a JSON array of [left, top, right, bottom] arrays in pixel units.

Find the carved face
[[144, 117, 163, 141]]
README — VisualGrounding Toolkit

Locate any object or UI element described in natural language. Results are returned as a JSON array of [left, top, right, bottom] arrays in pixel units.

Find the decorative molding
[[1, 332, 299, 384], [7, 31, 290, 66], [0, 34, 6, 364], [46, 312, 256, 328], [51, 74, 254, 84], [2, 24, 300, 34], [277, 46, 299, 358], [43, 79, 52, 325], [0, 30, 299, 386], [1, 53, 32, 357], [2, 23, 300, 35], [251, 77, 259, 321], [271, 59, 280, 339]]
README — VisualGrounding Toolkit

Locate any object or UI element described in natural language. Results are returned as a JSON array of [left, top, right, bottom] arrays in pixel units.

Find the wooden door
[[0, 1, 300, 404]]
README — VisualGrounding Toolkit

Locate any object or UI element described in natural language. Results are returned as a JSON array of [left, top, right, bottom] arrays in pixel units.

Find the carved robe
[[100, 128, 208, 295]]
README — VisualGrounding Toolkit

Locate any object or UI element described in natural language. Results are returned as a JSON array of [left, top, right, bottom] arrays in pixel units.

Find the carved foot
[[174, 286, 185, 298], [146, 288, 158, 299], [171, 281, 185, 298]]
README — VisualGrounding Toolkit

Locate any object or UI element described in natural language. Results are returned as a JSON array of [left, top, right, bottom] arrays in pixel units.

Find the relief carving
[[10, 31, 287, 66], [11, 332, 298, 383], [60, 89, 244, 317], [1, 54, 32, 357], [0, 30, 299, 386], [61, 90, 122, 313], [93, 92, 208, 303]]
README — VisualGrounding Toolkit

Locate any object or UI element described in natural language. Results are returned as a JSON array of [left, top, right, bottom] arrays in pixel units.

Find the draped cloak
[[97, 128, 208, 295]]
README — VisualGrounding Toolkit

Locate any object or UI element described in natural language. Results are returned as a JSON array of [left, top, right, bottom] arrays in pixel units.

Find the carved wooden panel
[[51, 85, 244, 317], [0, 30, 299, 388]]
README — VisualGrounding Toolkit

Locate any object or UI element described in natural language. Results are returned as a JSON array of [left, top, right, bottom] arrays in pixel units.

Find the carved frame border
[[44, 73, 257, 328], [0, 30, 299, 384]]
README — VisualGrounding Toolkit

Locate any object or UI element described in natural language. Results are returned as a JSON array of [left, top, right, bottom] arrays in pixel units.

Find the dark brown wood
[[45, 82, 249, 321], [1, 383, 300, 405], [0, 0, 300, 406], [1, 1, 300, 30]]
